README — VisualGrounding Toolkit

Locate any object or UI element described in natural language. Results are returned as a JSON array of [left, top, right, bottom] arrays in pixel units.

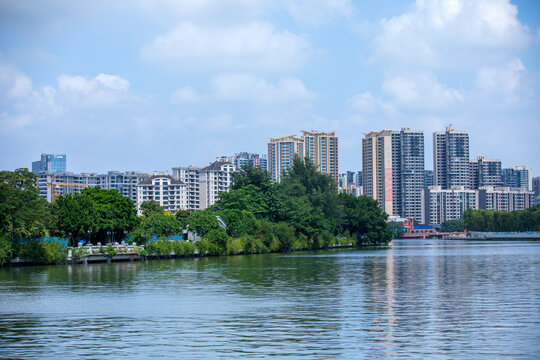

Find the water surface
[[1, 239, 539, 358]]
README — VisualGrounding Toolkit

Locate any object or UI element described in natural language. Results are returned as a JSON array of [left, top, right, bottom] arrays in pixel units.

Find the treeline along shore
[[1, 158, 393, 266]]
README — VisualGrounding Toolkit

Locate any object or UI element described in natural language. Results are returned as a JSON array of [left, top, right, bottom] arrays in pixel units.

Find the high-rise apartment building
[[199, 158, 236, 210], [533, 177, 540, 205], [32, 153, 66, 174], [434, 126, 470, 189], [421, 186, 478, 225], [502, 166, 532, 191], [267, 131, 339, 183], [478, 186, 535, 212], [267, 134, 305, 183], [362, 128, 424, 220], [136, 175, 187, 215], [172, 158, 236, 211], [424, 170, 434, 188], [470, 156, 502, 189], [172, 166, 201, 211], [36, 170, 148, 204], [301, 130, 339, 183], [227, 152, 267, 172]]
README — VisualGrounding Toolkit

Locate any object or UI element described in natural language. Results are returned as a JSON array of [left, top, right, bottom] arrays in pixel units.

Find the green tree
[[185, 211, 220, 237], [81, 187, 139, 243], [133, 213, 183, 240], [440, 219, 465, 232], [205, 228, 228, 255], [231, 162, 272, 191], [387, 221, 405, 239], [175, 209, 191, 228], [0, 169, 51, 239], [216, 209, 261, 238], [50, 192, 98, 246], [337, 194, 392, 245], [140, 200, 164, 217]]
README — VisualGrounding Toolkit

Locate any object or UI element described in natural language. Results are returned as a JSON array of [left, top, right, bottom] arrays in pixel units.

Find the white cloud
[[170, 86, 201, 104], [141, 22, 310, 71], [57, 73, 133, 106], [212, 73, 315, 103], [475, 58, 525, 98], [382, 72, 464, 110], [95, 74, 130, 91], [374, 0, 530, 68]]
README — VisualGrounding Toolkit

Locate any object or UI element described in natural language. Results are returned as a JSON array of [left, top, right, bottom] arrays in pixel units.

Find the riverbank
[[1, 237, 362, 267]]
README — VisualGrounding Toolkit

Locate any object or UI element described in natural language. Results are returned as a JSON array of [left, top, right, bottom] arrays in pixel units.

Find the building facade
[[362, 128, 424, 220], [434, 126, 470, 189], [227, 152, 267, 172], [502, 166, 532, 191], [478, 186, 535, 211], [32, 153, 66, 174], [470, 156, 502, 189], [136, 175, 187, 215], [267, 134, 305, 182], [533, 177, 540, 205], [172, 166, 201, 211], [422, 186, 478, 225], [301, 130, 339, 183], [199, 159, 236, 210], [37, 170, 149, 204]]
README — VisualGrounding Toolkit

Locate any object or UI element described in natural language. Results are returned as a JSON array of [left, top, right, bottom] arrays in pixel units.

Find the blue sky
[[1, 0, 539, 175]]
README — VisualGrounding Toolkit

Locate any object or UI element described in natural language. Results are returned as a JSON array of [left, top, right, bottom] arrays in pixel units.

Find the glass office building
[[32, 153, 67, 173]]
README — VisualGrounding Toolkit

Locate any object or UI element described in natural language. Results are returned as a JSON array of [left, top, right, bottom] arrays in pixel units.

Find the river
[[0, 239, 539, 358]]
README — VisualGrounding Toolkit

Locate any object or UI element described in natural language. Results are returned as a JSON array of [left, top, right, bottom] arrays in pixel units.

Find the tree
[[50, 192, 98, 246], [216, 209, 261, 238], [231, 162, 272, 191], [131, 212, 183, 242], [440, 219, 465, 233], [81, 187, 139, 243], [337, 194, 392, 245], [140, 200, 164, 217], [387, 221, 405, 239], [175, 209, 191, 228], [0, 169, 51, 239], [185, 211, 220, 237]]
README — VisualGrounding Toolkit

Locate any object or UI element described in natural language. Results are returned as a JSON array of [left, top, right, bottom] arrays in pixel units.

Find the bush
[[204, 228, 228, 255], [226, 238, 243, 255], [240, 235, 267, 254], [195, 239, 213, 256], [72, 247, 88, 258], [172, 241, 196, 257], [105, 245, 117, 258], [145, 237, 172, 256], [17, 240, 67, 265], [0, 238, 13, 266]]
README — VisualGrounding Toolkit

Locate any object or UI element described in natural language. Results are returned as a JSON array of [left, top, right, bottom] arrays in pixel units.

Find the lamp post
[[107, 231, 111, 244], [87, 229, 92, 246]]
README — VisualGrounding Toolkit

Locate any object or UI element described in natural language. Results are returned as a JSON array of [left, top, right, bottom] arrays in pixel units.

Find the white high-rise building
[[136, 175, 187, 215]]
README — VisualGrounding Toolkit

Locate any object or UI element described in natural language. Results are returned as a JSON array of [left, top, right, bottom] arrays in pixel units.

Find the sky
[[1, 0, 539, 175]]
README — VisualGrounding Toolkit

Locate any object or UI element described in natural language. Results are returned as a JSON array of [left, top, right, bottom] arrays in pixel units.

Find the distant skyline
[[1, 0, 539, 175]]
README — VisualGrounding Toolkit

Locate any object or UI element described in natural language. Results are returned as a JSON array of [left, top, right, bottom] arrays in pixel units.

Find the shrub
[[72, 247, 88, 258], [0, 238, 13, 266], [195, 239, 212, 256], [17, 240, 67, 265], [205, 228, 228, 255], [240, 235, 267, 254], [145, 237, 172, 256], [105, 245, 117, 258], [172, 241, 196, 257], [138, 248, 148, 256], [226, 238, 243, 255]]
